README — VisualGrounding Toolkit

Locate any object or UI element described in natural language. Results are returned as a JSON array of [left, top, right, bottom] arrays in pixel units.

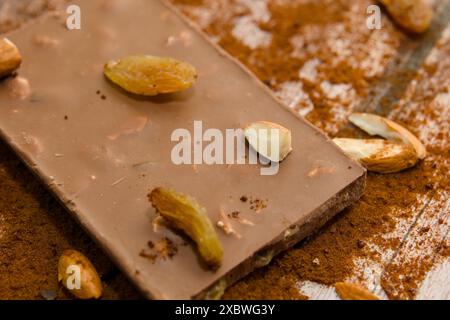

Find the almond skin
[[335, 282, 380, 300], [0, 38, 22, 78], [349, 113, 426, 159], [333, 138, 418, 173], [378, 0, 433, 34], [244, 121, 292, 162], [58, 250, 103, 299]]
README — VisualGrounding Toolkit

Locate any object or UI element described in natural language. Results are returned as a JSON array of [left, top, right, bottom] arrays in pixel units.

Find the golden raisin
[[104, 55, 197, 96], [148, 188, 223, 270]]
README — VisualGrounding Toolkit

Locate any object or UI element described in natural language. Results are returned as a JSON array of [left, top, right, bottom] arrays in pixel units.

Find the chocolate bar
[[0, 0, 365, 299]]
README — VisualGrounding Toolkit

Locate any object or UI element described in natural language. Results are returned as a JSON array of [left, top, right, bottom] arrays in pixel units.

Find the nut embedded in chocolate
[[148, 188, 224, 270], [0, 38, 22, 78], [244, 121, 292, 163]]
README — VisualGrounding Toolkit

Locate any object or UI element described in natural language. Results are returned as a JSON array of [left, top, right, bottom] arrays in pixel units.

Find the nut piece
[[7, 76, 31, 100], [378, 0, 433, 33], [58, 250, 103, 299], [148, 188, 223, 269], [335, 282, 380, 300], [244, 121, 292, 162], [204, 279, 227, 300], [333, 138, 418, 173], [104, 55, 197, 96], [349, 113, 426, 159], [0, 38, 22, 78]]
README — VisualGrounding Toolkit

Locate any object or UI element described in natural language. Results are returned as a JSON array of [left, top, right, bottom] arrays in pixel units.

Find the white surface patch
[[320, 81, 352, 101], [231, 16, 272, 49], [275, 81, 314, 116], [416, 260, 450, 300], [299, 58, 320, 83], [297, 281, 340, 300], [237, 0, 271, 23]]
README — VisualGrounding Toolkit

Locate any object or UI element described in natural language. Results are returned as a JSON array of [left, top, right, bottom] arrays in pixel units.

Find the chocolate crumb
[[249, 197, 268, 212], [240, 196, 248, 202], [101, 95, 107, 100], [140, 237, 178, 263], [139, 250, 157, 263], [230, 211, 240, 218]]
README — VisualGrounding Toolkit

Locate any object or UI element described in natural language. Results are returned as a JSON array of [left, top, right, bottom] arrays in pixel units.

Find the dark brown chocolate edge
[[195, 173, 366, 299], [0, 0, 367, 300]]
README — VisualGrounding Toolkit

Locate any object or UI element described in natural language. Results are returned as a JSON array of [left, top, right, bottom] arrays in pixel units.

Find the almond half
[[58, 250, 103, 299], [335, 282, 380, 300], [333, 138, 418, 173], [0, 38, 22, 78], [244, 121, 292, 162], [378, 0, 433, 34], [349, 113, 426, 159]]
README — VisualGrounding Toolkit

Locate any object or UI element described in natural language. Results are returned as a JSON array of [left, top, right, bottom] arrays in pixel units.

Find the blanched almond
[[333, 138, 418, 173], [58, 250, 103, 299], [244, 121, 292, 162], [335, 282, 380, 300], [379, 0, 433, 33], [0, 38, 22, 77], [348, 113, 426, 159]]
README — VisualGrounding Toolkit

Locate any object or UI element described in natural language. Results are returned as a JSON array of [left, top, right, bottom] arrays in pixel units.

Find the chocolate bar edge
[[0, 124, 365, 299], [194, 172, 366, 300]]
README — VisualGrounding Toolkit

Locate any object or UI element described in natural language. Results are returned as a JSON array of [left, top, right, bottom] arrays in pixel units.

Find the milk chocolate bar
[[0, 0, 365, 299]]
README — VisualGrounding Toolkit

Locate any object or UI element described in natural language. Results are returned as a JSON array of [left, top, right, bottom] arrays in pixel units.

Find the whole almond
[[349, 113, 426, 159], [335, 282, 380, 300], [0, 38, 22, 78], [244, 121, 292, 162], [379, 0, 433, 33], [333, 138, 418, 173], [58, 250, 103, 299]]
